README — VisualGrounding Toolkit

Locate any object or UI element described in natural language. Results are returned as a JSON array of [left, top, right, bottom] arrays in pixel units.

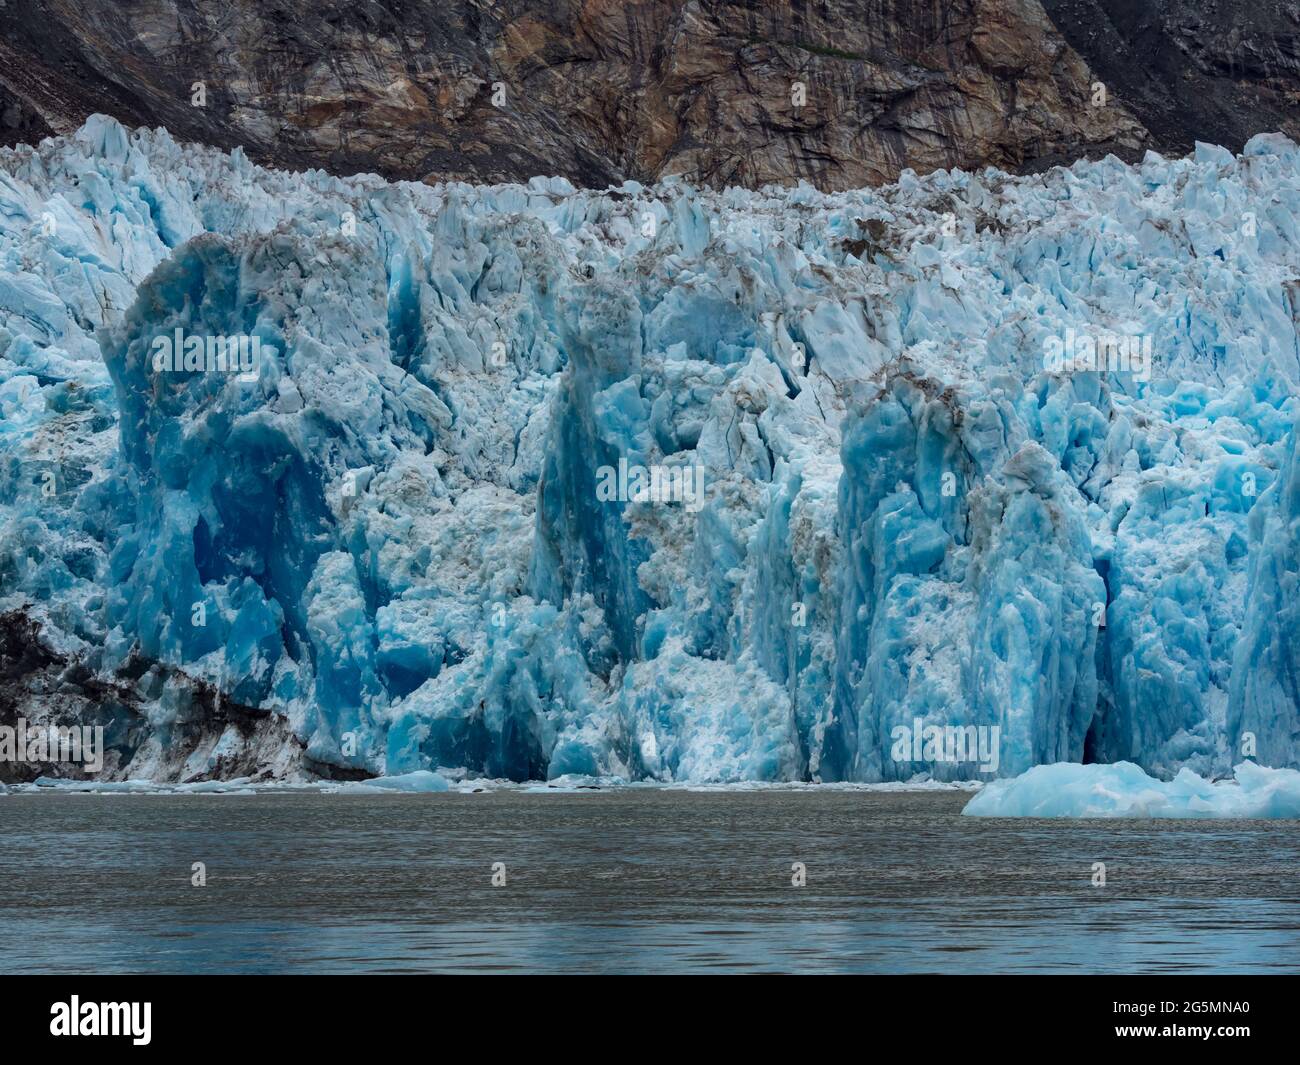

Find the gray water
[[2, 789, 1297, 973]]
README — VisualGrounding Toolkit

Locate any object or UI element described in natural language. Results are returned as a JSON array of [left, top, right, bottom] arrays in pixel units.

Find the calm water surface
[[2, 790, 1297, 973]]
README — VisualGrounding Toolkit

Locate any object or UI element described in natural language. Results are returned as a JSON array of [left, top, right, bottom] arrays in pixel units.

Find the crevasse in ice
[[1, 116, 1297, 783]]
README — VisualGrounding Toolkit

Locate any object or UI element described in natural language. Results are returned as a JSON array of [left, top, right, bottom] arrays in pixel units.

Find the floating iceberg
[[346, 770, 450, 793], [962, 760, 1300, 818], [2, 116, 1299, 785]]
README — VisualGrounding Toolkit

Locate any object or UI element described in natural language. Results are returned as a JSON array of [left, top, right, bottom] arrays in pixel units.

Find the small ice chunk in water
[[351, 771, 451, 793], [961, 761, 1300, 818]]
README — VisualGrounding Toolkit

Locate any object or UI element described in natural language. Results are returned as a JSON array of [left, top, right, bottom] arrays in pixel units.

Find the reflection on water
[[2, 790, 1297, 973]]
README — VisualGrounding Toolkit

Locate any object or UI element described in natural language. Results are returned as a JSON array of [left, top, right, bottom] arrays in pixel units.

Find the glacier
[[1, 115, 1298, 785]]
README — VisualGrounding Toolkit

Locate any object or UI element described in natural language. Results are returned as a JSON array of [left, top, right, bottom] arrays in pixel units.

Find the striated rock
[[2, 0, 1293, 190]]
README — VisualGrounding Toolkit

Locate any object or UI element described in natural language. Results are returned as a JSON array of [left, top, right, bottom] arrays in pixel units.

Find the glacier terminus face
[[1, 116, 1298, 786]]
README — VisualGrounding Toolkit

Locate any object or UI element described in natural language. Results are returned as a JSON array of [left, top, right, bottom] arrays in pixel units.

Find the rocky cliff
[[1, 0, 1296, 189]]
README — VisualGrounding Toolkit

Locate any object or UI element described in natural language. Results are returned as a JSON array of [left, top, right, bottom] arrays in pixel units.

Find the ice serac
[[835, 373, 1105, 781], [1, 116, 1298, 785], [1230, 409, 1300, 768]]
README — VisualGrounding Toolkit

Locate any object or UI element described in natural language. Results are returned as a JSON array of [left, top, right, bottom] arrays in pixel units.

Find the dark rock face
[[1, 0, 1295, 190], [0, 611, 304, 784], [1040, 0, 1300, 162], [0, 82, 53, 150]]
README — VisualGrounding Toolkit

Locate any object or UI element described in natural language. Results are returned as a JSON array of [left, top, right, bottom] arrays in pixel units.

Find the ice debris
[[962, 760, 1300, 818]]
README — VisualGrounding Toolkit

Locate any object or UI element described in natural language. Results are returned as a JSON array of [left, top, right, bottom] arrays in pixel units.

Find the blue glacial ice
[[962, 760, 1300, 818], [1, 116, 1298, 785]]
